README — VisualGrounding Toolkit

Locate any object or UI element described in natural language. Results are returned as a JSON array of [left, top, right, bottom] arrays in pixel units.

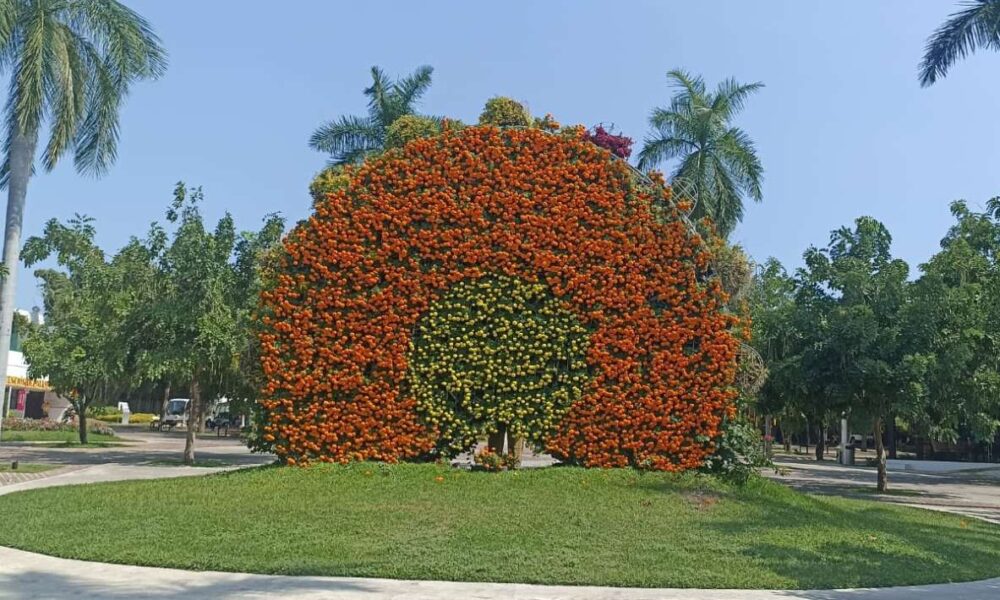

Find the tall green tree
[[904, 200, 1000, 448], [20, 215, 158, 443], [309, 65, 434, 165], [0, 0, 166, 422], [804, 218, 915, 491], [150, 184, 283, 464], [638, 69, 764, 238], [919, 0, 1000, 86]]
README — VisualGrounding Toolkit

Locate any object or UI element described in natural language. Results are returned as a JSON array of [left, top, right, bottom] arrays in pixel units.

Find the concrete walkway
[[0, 546, 998, 600], [769, 456, 1000, 523], [0, 462, 242, 496]]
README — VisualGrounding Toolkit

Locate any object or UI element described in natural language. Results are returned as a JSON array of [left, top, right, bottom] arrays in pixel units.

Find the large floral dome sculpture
[[259, 125, 740, 470]]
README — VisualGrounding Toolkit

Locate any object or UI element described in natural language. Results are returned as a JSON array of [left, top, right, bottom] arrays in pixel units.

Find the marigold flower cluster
[[258, 125, 739, 470]]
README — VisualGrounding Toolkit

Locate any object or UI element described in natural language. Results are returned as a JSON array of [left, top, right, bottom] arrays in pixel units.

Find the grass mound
[[0, 463, 996, 589]]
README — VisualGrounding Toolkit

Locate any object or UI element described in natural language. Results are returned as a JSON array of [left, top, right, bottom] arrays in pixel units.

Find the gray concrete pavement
[[0, 427, 273, 468], [0, 463, 244, 496], [769, 455, 1000, 523], [0, 545, 998, 600]]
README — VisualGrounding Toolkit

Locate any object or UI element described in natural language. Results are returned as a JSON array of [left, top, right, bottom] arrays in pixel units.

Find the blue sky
[[15, 0, 1000, 307]]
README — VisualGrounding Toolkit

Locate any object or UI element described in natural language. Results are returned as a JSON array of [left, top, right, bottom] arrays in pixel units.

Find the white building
[[3, 307, 71, 421]]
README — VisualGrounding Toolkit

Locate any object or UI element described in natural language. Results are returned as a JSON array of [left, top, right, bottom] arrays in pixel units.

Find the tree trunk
[[159, 382, 171, 422], [888, 415, 897, 459], [874, 414, 888, 493], [487, 424, 507, 454], [77, 402, 89, 445], [183, 378, 201, 465], [814, 421, 826, 461], [0, 128, 37, 415], [763, 414, 773, 457]]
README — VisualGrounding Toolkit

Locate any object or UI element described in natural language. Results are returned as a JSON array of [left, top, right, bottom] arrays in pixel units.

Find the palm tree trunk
[[0, 128, 37, 414], [183, 378, 201, 465]]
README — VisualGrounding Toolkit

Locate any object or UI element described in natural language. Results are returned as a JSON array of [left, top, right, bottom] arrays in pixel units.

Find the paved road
[[0, 427, 273, 468], [769, 455, 1000, 523]]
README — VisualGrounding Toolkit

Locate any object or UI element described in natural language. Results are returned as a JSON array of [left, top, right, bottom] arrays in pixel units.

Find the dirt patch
[[683, 490, 720, 511]]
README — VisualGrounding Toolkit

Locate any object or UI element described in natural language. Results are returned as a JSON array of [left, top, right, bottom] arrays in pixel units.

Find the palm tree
[[920, 0, 1000, 86], [309, 65, 434, 165], [638, 70, 764, 238], [0, 0, 165, 415]]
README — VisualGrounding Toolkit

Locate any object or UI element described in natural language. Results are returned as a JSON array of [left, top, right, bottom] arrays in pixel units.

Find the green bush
[[308, 166, 351, 203], [1, 417, 114, 436], [87, 406, 122, 423], [478, 97, 531, 127], [128, 413, 157, 424], [700, 413, 772, 484], [385, 115, 441, 149]]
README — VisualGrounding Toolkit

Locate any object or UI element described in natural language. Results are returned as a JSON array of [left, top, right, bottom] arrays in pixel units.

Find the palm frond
[[637, 135, 693, 170], [41, 22, 88, 172], [920, 0, 1000, 86], [364, 65, 391, 121], [72, 38, 123, 177], [313, 65, 436, 160], [0, 0, 16, 58], [308, 114, 381, 162], [72, 0, 168, 79], [648, 106, 693, 137], [709, 154, 743, 236], [666, 69, 705, 101], [395, 64, 433, 108], [711, 78, 764, 118], [717, 127, 763, 202], [11, 1, 50, 135]]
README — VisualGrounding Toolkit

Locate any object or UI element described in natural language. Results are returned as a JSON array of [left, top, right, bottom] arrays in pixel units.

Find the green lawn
[[0, 431, 117, 443], [0, 463, 58, 473], [0, 463, 996, 589]]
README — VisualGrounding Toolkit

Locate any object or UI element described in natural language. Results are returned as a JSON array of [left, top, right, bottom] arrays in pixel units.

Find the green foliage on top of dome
[[478, 96, 532, 127]]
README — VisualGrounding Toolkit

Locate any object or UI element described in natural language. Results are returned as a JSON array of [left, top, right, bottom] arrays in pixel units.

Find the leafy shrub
[[385, 115, 442, 150], [583, 125, 633, 159], [533, 113, 560, 131], [128, 413, 157, 424], [478, 97, 531, 127], [88, 406, 122, 423], [700, 413, 771, 484], [473, 447, 520, 472], [308, 166, 351, 203], [2, 417, 114, 436]]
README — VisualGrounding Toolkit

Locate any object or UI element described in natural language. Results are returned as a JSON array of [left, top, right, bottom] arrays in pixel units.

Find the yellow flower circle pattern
[[408, 275, 591, 456]]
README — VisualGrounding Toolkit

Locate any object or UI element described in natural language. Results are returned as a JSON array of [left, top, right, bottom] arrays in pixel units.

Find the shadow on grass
[[699, 488, 1000, 589]]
